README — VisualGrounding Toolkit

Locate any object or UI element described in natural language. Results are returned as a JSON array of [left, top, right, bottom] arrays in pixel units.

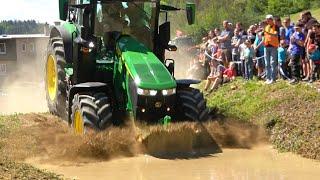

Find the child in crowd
[[204, 60, 226, 92], [243, 40, 254, 80], [308, 44, 320, 83], [231, 29, 242, 62], [278, 40, 290, 80], [223, 61, 237, 82], [231, 29, 243, 76], [239, 39, 247, 78]]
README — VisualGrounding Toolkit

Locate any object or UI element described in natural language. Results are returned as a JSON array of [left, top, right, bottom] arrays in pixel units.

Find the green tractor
[[45, 0, 209, 134]]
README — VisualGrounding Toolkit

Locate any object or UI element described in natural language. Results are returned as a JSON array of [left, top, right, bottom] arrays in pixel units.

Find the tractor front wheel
[[177, 88, 209, 121], [71, 93, 113, 134]]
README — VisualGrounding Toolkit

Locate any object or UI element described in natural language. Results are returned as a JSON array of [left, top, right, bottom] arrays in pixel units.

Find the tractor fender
[[176, 79, 201, 89], [50, 26, 75, 63], [67, 82, 108, 123]]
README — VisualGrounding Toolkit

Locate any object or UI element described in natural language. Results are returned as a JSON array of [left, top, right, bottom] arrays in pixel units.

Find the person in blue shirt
[[278, 40, 290, 80], [282, 17, 295, 46], [254, 31, 265, 78], [288, 23, 305, 84], [244, 39, 254, 80], [308, 44, 320, 83]]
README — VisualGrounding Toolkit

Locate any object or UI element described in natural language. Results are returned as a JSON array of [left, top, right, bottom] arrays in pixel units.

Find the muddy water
[[28, 145, 320, 180]]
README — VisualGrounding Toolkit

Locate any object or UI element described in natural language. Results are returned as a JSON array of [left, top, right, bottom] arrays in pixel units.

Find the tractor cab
[[94, 1, 157, 51]]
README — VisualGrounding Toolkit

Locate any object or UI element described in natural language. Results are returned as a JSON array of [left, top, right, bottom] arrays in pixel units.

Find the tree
[[0, 20, 45, 35]]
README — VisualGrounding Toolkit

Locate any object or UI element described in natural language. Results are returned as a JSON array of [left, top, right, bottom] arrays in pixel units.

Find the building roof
[[0, 34, 48, 40]]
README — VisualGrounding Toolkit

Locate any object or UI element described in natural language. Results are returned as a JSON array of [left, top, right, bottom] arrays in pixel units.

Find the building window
[[0, 43, 6, 54], [22, 43, 26, 52], [30, 43, 35, 52], [0, 64, 7, 75]]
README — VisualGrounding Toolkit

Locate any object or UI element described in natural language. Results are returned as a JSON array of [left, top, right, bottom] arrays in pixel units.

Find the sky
[[0, 0, 59, 24]]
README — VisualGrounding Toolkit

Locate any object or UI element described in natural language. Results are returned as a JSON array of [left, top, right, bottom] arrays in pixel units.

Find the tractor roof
[[99, 0, 159, 2]]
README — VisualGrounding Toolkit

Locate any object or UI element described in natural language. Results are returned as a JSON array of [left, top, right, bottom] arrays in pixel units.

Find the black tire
[[177, 88, 209, 121], [71, 92, 113, 133], [45, 37, 67, 119]]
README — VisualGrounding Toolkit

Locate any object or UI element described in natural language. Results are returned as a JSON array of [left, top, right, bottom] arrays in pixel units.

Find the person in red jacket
[[223, 62, 237, 82]]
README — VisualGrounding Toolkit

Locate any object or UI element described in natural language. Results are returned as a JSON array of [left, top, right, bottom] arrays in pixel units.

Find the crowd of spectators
[[186, 11, 320, 93]]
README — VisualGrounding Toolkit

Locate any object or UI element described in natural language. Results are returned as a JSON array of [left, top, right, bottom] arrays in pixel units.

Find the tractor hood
[[117, 36, 176, 90]]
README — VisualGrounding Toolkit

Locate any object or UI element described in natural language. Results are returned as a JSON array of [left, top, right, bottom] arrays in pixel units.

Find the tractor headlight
[[137, 88, 158, 96], [162, 88, 176, 96], [150, 90, 158, 96], [88, 42, 95, 48]]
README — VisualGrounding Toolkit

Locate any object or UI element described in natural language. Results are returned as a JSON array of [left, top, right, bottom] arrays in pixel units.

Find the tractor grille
[[137, 94, 176, 115]]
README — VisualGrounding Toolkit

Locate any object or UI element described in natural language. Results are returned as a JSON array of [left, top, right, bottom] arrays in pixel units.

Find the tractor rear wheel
[[177, 88, 209, 121], [45, 37, 67, 119], [71, 93, 113, 134]]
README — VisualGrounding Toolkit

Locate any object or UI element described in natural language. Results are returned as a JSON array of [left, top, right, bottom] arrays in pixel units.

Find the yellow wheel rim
[[46, 55, 57, 101], [74, 110, 84, 134]]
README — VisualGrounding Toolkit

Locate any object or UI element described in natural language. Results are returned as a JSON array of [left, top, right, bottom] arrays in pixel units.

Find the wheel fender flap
[[69, 82, 108, 98], [176, 79, 201, 88], [50, 25, 75, 63], [72, 82, 108, 89]]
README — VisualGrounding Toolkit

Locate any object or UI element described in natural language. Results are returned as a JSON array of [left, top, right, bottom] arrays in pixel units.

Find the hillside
[[205, 79, 320, 160], [289, 8, 320, 23]]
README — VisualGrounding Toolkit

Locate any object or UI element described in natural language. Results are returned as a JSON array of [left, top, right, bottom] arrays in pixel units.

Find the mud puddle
[[2, 114, 319, 179], [27, 145, 320, 180]]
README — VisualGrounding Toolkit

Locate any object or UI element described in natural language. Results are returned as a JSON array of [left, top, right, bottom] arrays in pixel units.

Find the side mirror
[[159, 22, 171, 49], [186, 3, 195, 25], [59, 0, 68, 21], [81, 6, 92, 40]]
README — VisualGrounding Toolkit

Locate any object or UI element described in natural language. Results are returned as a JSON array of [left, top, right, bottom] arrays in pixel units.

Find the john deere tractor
[[45, 0, 209, 134]]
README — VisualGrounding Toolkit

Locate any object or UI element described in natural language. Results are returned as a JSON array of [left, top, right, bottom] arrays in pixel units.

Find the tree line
[[0, 20, 45, 35]]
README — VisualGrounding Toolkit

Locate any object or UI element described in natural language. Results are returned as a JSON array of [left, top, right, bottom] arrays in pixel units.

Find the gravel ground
[[0, 158, 62, 180]]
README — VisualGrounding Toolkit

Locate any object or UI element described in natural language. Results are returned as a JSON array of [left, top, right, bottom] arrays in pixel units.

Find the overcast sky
[[0, 0, 59, 24]]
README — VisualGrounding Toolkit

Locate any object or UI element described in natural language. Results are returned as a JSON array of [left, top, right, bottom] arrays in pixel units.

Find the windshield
[[95, 1, 157, 50]]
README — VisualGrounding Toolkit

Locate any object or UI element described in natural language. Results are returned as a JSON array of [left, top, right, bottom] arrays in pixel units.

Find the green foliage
[[0, 20, 45, 35], [164, 0, 320, 41], [267, 0, 313, 16]]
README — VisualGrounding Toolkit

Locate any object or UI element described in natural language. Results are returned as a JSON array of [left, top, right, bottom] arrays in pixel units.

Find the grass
[[207, 79, 320, 123], [0, 114, 20, 137], [287, 8, 320, 23], [204, 78, 320, 159], [206, 79, 279, 122], [206, 78, 319, 123]]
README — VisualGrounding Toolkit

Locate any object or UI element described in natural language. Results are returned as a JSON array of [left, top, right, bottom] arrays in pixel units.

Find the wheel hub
[[74, 110, 84, 134], [46, 55, 57, 101]]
